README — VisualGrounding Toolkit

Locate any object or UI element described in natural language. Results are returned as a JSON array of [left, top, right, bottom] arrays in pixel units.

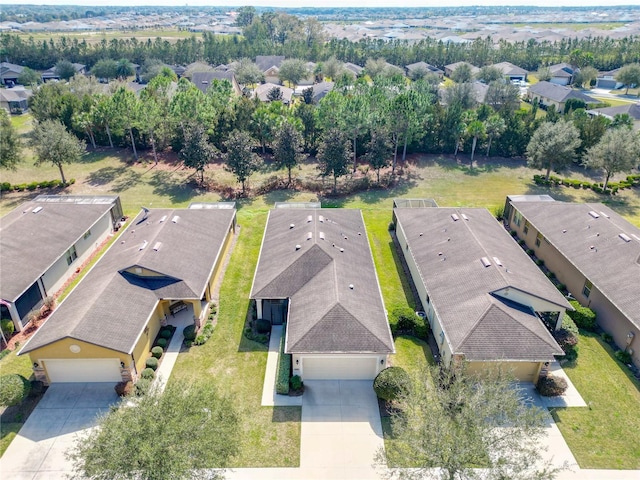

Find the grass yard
[[16, 29, 204, 45], [0, 351, 34, 456], [590, 95, 638, 107], [551, 332, 640, 469]]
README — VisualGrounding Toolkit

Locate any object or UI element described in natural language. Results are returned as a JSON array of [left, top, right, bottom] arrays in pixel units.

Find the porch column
[[256, 300, 263, 320], [553, 310, 563, 331]]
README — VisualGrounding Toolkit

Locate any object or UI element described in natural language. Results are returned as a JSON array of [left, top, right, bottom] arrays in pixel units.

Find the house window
[[66, 245, 78, 265], [84, 229, 92, 239], [523, 220, 530, 235], [513, 210, 522, 227], [582, 280, 593, 298], [439, 330, 444, 345], [535, 232, 544, 247], [426, 294, 430, 304]]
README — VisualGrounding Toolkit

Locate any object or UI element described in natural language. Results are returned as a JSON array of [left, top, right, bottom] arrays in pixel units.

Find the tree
[[450, 63, 473, 83], [267, 86, 283, 102], [55, 60, 76, 81], [583, 128, 640, 191], [91, 59, 118, 81], [234, 58, 264, 86], [251, 103, 283, 153], [317, 128, 351, 193], [379, 364, 562, 480], [365, 128, 391, 182], [444, 82, 477, 111], [484, 114, 506, 157], [615, 63, 640, 95], [111, 87, 139, 159], [0, 110, 22, 170], [116, 59, 135, 79], [526, 120, 581, 180], [139, 58, 167, 84], [17, 66, 40, 86], [235, 6, 256, 27], [476, 65, 503, 83], [466, 119, 486, 167], [31, 120, 85, 184], [611, 113, 634, 130], [180, 123, 217, 184], [278, 58, 308, 90], [537, 67, 552, 82], [69, 380, 239, 480], [573, 66, 598, 89], [224, 130, 261, 194], [485, 81, 520, 113], [273, 119, 304, 184], [320, 56, 344, 81]]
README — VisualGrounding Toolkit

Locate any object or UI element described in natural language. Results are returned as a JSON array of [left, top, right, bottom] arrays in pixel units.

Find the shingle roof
[[255, 55, 285, 72], [254, 83, 293, 103], [405, 61, 444, 75], [492, 61, 528, 76], [528, 81, 597, 104], [251, 209, 394, 355], [444, 61, 480, 75], [311, 81, 334, 102], [509, 200, 640, 331], [548, 63, 575, 78], [394, 207, 567, 361], [20, 207, 235, 355], [191, 71, 236, 94], [0, 199, 115, 302], [588, 102, 640, 121]]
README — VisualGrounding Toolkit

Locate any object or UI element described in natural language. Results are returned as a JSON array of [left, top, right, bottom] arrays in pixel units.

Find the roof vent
[[306, 215, 312, 223], [619, 233, 631, 243], [588, 211, 600, 219], [139, 240, 148, 250], [295, 244, 301, 250], [307, 231, 312, 240], [349, 284, 354, 289], [493, 257, 503, 266], [160, 215, 167, 223], [419, 232, 423, 236], [562, 229, 567, 233], [172, 215, 180, 223], [340, 248, 344, 252], [319, 215, 324, 223], [289, 223, 295, 229], [153, 242, 162, 251], [461, 213, 469, 221], [319, 232, 325, 240], [451, 213, 460, 221], [480, 257, 492, 267], [32, 206, 43, 214]]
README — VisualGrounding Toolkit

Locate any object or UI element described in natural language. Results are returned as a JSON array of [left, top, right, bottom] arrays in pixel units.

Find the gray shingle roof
[[191, 71, 235, 94], [588, 102, 640, 121], [0, 200, 114, 302], [395, 207, 567, 361], [509, 200, 640, 331], [20, 207, 235, 355], [529, 81, 597, 104], [255, 55, 285, 73], [251, 209, 394, 355], [492, 61, 528, 76]]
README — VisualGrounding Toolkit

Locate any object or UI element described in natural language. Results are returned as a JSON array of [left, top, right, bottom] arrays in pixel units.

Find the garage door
[[302, 356, 378, 380], [43, 359, 122, 383]]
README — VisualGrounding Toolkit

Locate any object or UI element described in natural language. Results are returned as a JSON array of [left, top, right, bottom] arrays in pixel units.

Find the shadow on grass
[[271, 405, 302, 424], [86, 165, 129, 186], [237, 301, 268, 353], [149, 170, 198, 204], [263, 188, 297, 206]]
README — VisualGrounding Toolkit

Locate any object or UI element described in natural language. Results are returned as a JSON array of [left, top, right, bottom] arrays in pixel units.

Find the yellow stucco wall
[[206, 222, 235, 301], [131, 302, 163, 375], [464, 361, 542, 382], [28, 338, 130, 365]]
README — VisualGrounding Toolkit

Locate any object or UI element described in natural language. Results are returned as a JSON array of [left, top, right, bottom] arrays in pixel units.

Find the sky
[[0, 0, 637, 7]]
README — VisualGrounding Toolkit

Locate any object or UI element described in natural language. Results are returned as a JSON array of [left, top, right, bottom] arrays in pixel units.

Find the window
[[523, 220, 530, 235], [513, 210, 522, 227], [66, 245, 77, 265], [582, 279, 592, 298], [83, 229, 92, 240], [439, 330, 445, 345], [535, 232, 544, 247]]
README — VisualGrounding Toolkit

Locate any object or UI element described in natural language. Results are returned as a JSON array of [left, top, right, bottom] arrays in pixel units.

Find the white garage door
[[43, 358, 122, 383], [302, 356, 378, 380]]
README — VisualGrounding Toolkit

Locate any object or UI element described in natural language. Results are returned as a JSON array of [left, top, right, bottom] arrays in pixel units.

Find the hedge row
[[0, 179, 76, 192], [533, 174, 640, 195], [275, 327, 291, 395], [554, 313, 579, 362], [567, 300, 597, 331]]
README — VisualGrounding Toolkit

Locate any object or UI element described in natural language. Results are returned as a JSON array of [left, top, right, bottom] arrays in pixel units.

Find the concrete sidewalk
[[261, 325, 302, 407]]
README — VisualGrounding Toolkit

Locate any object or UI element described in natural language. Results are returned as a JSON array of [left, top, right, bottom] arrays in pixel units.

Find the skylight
[[32, 206, 43, 214], [480, 257, 492, 267], [451, 213, 460, 221], [588, 211, 600, 219], [172, 215, 180, 223], [619, 233, 631, 243], [492, 257, 503, 266]]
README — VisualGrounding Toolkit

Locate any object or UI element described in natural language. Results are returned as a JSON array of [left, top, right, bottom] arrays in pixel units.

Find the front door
[[263, 299, 287, 325]]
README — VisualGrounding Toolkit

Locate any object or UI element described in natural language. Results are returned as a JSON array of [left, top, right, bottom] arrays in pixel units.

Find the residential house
[[0, 62, 24, 86], [405, 61, 444, 79], [19, 203, 237, 384], [255, 55, 285, 84], [309, 81, 335, 103], [254, 83, 294, 105], [547, 63, 577, 86], [595, 68, 623, 90], [444, 61, 480, 79], [41, 63, 86, 82], [191, 71, 242, 96], [491, 61, 528, 82], [587, 102, 640, 130], [0, 87, 32, 114], [504, 196, 640, 369], [344, 62, 364, 78], [527, 81, 598, 112], [394, 203, 570, 381], [250, 206, 395, 380], [0, 195, 123, 332]]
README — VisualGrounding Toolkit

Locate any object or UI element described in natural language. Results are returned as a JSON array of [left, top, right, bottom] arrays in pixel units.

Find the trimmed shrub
[[145, 357, 159, 371], [29, 380, 44, 397], [151, 346, 163, 359], [159, 329, 172, 339], [517, 238, 526, 246], [0, 349, 10, 361], [1, 318, 15, 336], [183, 324, 197, 341], [156, 338, 168, 348], [535, 258, 544, 266], [26, 181, 39, 191], [134, 378, 152, 396], [0, 182, 10, 192], [388, 222, 396, 231], [115, 381, 133, 397], [615, 350, 632, 364], [567, 300, 597, 331], [0, 374, 31, 407], [276, 329, 291, 395], [390, 307, 427, 339], [373, 367, 411, 402], [509, 230, 517, 236], [290, 375, 302, 391], [601, 332, 613, 343], [193, 321, 214, 346], [526, 248, 534, 256], [141, 368, 155, 380], [536, 375, 568, 397], [554, 314, 579, 362], [256, 319, 271, 334]]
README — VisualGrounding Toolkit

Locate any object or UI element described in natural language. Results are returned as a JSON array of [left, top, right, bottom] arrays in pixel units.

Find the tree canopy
[[0, 110, 22, 170], [583, 128, 640, 191], [31, 119, 85, 184], [526, 120, 581, 179], [317, 127, 351, 192], [224, 129, 261, 193]]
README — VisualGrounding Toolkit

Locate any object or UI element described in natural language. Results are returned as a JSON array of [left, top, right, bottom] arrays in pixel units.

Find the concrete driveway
[[1, 382, 120, 480]]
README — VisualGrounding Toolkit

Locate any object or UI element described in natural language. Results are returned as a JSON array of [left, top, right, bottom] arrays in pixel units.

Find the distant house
[[595, 68, 624, 90], [438, 81, 489, 106], [587, 102, 640, 130], [310, 81, 334, 103], [394, 202, 570, 382], [504, 196, 640, 369], [0, 62, 24, 86], [255, 55, 285, 84], [405, 61, 444, 79], [41, 63, 86, 82], [250, 206, 394, 380], [253, 82, 294, 104], [527, 81, 598, 112], [0, 195, 123, 332], [191, 71, 242, 96], [344, 62, 364, 77], [19, 203, 237, 384], [444, 61, 480, 79], [547, 63, 577, 86], [0, 87, 32, 114], [491, 61, 528, 82]]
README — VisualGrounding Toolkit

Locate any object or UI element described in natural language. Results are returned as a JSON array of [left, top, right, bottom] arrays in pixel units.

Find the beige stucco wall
[[464, 360, 542, 382], [206, 221, 235, 302], [527, 92, 564, 112], [131, 302, 164, 375]]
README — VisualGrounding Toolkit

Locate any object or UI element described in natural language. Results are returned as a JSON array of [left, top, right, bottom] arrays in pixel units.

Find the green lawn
[[590, 95, 638, 107], [0, 351, 34, 456], [551, 332, 640, 469]]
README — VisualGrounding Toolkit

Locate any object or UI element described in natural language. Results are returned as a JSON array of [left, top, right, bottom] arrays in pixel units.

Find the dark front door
[[263, 299, 288, 325]]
